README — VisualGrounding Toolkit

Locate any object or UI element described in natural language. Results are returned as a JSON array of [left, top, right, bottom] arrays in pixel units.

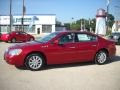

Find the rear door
[[14, 32, 22, 41], [17, 32, 27, 41], [74, 33, 98, 61]]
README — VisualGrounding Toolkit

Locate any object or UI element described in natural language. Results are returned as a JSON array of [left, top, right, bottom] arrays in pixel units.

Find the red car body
[[4, 31, 116, 70], [1, 31, 34, 42]]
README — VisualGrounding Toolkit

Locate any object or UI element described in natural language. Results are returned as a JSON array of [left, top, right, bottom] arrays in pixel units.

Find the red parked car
[[1, 31, 35, 43], [4, 31, 116, 70], [0, 32, 1, 41]]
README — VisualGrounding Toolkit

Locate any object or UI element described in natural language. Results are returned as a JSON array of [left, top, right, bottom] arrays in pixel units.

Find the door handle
[[69, 47, 75, 48], [92, 45, 96, 46]]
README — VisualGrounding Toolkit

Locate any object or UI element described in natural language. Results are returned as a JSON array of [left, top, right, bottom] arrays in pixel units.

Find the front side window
[[18, 31, 26, 35], [42, 25, 52, 33], [75, 33, 97, 42], [59, 33, 74, 44]]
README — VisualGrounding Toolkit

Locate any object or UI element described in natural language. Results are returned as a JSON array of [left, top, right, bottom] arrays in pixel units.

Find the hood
[[10, 41, 42, 49]]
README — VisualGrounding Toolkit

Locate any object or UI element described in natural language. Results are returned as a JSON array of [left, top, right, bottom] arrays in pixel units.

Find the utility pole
[[106, 0, 110, 32], [80, 19, 83, 30], [84, 19, 85, 31], [10, 0, 12, 32], [22, 0, 25, 31]]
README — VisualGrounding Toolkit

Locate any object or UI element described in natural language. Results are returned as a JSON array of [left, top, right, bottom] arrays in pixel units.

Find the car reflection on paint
[[4, 31, 116, 71]]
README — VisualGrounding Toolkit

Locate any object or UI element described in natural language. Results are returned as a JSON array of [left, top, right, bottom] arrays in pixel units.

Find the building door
[[37, 28, 40, 34]]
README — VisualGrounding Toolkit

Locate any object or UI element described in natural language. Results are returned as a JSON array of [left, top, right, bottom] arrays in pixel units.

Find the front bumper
[[4, 51, 25, 66]]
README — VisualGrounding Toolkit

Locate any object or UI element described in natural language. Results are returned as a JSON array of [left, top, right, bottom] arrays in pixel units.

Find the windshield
[[35, 32, 60, 43]]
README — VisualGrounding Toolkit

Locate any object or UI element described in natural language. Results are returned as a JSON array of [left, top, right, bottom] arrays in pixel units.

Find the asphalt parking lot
[[0, 42, 120, 90]]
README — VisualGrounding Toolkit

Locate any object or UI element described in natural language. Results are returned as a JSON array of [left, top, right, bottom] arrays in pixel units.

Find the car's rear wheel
[[11, 38, 16, 43], [29, 38, 34, 41], [25, 53, 44, 71], [95, 50, 108, 65]]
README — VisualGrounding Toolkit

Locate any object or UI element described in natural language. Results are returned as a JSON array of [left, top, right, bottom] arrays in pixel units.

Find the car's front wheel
[[95, 50, 108, 65], [29, 38, 34, 41], [11, 38, 16, 43], [25, 53, 44, 70]]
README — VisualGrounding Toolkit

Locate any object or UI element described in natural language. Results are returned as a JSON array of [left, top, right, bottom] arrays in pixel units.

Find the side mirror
[[16, 33, 19, 35], [53, 40, 64, 46], [53, 40, 59, 44]]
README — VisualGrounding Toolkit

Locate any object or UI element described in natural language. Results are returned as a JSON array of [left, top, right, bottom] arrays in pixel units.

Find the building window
[[42, 25, 52, 33], [1, 25, 9, 33], [13, 25, 35, 33], [26, 25, 35, 33]]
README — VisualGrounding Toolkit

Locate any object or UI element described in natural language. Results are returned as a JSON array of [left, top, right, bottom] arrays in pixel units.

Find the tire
[[29, 38, 34, 41], [25, 53, 44, 71], [118, 38, 120, 45], [11, 38, 16, 43], [95, 50, 108, 65]]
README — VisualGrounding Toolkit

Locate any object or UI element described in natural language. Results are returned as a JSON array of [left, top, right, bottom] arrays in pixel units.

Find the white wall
[[0, 15, 56, 35], [0, 15, 55, 25]]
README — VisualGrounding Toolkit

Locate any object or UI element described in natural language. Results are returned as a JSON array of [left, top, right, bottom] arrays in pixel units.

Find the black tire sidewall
[[30, 38, 34, 41], [11, 38, 16, 43]]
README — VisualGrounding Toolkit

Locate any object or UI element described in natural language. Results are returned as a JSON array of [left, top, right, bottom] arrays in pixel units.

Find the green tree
[[70, 22, 80, 30], [56, 19, 62, 26], [107, 14, 115, 28], [64, 23, 70, 30], [106, 14, 115, 35], [89, 18, 96, 32]]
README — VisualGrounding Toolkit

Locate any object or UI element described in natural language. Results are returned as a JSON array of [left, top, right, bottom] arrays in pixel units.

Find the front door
[[46, 33, 78, 64]]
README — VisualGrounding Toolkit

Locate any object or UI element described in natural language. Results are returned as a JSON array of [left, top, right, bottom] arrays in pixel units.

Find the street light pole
[[10, 0, 12, 32], [22, 0, 25, 31], [80, 19, 83, 30], [106, 0, 110, 32]]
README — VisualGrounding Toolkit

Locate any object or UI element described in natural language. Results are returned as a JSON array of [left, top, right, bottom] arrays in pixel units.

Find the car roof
[[57, 31, 97, 36]]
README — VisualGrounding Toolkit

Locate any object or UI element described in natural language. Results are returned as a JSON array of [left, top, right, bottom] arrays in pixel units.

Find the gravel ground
[[0, 42, 120, 90]]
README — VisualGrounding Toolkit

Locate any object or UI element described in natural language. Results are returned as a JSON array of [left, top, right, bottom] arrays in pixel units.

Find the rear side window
[[75, 33, 97, 42]]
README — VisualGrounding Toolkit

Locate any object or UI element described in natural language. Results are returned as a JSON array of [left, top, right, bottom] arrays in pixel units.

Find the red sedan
[[0, 32, 1, 41], [4, 31, 116, 70], [1, 31, 35, 43]]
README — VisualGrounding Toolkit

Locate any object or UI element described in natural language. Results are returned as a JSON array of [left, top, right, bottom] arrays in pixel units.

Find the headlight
[[9, 49, 22, 56]]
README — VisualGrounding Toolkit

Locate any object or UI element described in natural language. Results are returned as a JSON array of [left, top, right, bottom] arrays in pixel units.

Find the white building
[[0, 14, 56, 35], [112, 21, 120, 32]]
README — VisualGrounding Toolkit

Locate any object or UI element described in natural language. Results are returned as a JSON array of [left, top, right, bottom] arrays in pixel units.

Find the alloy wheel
[[95, 51, 108, 65], [26, 53, 44, 70]]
